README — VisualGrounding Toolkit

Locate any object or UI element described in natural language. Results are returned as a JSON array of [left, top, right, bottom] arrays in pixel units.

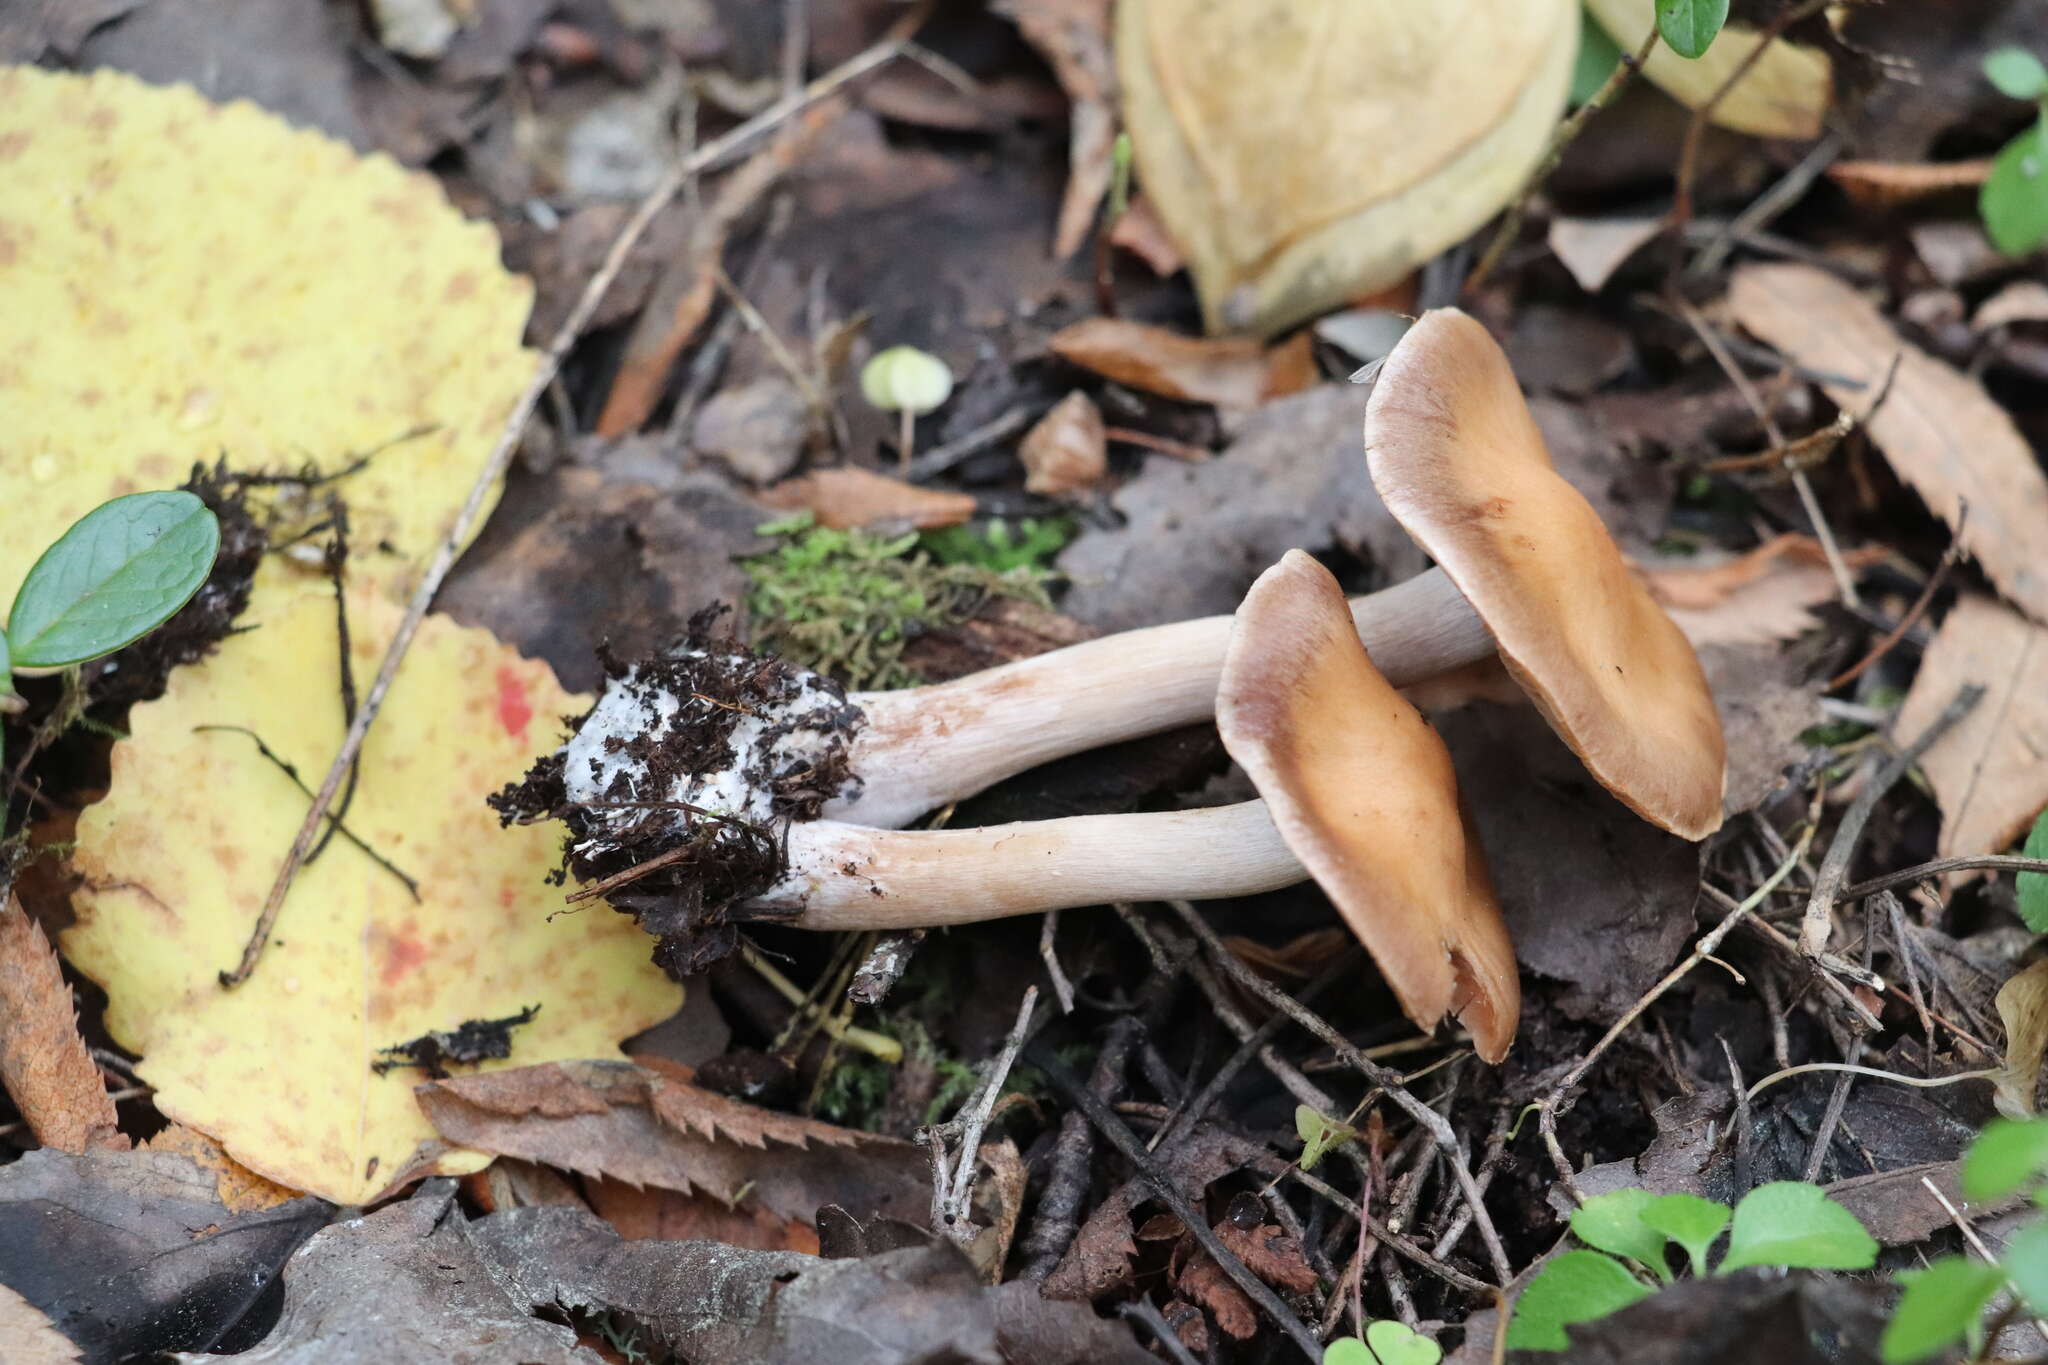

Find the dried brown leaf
[[0, 894, 122, 1154], [0, 1283, 81, 1365], [1825, 158, 1993, 208], [140, 1123, 300, 1211], [418, 1059, 931, 1227], [760, 466, 976, 530], [1215, 1222, 1318, 1294], [1020, 391, 1108, 496], [1047, 318, 1311, 408], [585, 1176, 821, 1253], [1893, 594, 2048, 864], [1974, 280, 2048, 332], [1996, 959, 2048, 1118], [1177, 1252, 1258, 1339], [1640, 535, 1883, 648], [1728, 263, 2048, 622], [1547, 215, 1663, 294], [1109, 194, 1185, 275]]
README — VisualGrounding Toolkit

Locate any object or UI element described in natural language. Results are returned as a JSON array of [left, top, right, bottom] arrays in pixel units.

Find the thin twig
[[1800, 684, 1985, 958], [1167, 901, 1512, 1286], [1828, 505, 1968, 691], [1744, 1060, 1999, 1105], [904, 403, 1043, 482], [1924, 1177, 2048, 1350], [1842, 855, 2048, 902], [847, 929, 925, 1007], [1538, 821, 1815, 1201], [929, 985, 1037, 1241], [1803, 1037, 1862, 1184], [1039, 910, 1076, 1014], [1689, 130, 1843, 279], [218, 33, 914, 989], [1118, 1300, 1204, 1365], [1026, 1041, 1326, 1361], [1465, 21, 1660, 294]]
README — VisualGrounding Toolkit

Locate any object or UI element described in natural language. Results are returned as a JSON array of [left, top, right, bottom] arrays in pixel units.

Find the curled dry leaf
[[1547, 215, 1665, 294], [1047, 317, 1316, 409], [416, 1059, 933, 1228], [0, 67, 535, 603], [1177, 1252, 1258, 1340], [1020, 391, 1108, 496], [995, 0, 1117, 260], [1639, 534, 1884, 648], [1994, 959, 2048, 1118], [1974, 280, 2048, 331], [1585, 0, 1831, 139], [1893, 594, 2048, 867], [760, 466, 976, 530], [1118, 0, 1577, 335], [1109, 194, 1186, 276], [0, 894, 123, 1153], [64, 575, 680, 1203], [1729, 263, 2048, 623]]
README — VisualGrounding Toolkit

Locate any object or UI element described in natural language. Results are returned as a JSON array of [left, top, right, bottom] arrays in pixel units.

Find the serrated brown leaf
[[1177, 1252, 1257, 1339], [0, 894, 122, 1153], [586, 1175, 820, 1253], [1728, 264, 2048, 623], [1894, 594, 2048, 864], [140, 1123, 300, 1211], [1215, 1221, 1318, 1294], [760, 466, 976, 531], [418, 1059, 930, 1227]]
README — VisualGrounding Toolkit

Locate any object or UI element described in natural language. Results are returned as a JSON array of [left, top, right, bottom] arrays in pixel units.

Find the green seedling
[[2019, 808, 2048, 933], [1886, 1116, 2048, 1362], [919, 517, 1072, 574], [1324, 1319, 1441, 1365], [1296, 1105, 1358, 1172], [1656, 0, 1729, 61], [1981, 47, 2048, 256], [0, 490, 221, 768], [1506, 1182, 1876, 1352]]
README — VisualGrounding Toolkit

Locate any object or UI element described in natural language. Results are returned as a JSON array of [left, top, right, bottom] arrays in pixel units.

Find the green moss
[[739, 514, 1058, 690]]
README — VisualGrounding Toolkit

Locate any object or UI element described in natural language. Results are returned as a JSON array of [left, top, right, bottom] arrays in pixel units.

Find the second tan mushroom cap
[[1219, 550, 1520, 1063], [1366, 309, 1728, 841]]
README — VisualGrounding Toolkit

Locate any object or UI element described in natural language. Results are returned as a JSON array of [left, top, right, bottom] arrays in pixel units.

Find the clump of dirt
[[373, 1004, 542, 1079], [492, 608, 864, 978]]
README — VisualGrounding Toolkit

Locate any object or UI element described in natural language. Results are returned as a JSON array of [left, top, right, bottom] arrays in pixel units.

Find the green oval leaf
[[1504, 1251, 1652, 1352], [1963, 1118, 2048, 1202], [1718, 1182, 1877, 1273], [2007, 1220, 2048, 1316], [1322, 1338, 1375, 1365], [1640, 1193, 1731, 1278], [5, 491, 220, 670], [1572, 10, 1625, 106], [2020, 811, 2048, 933], [1982, 121, 2048, 258], [1879, 1255, 2006, 1364], [1569, 1190, 1675, 1281], [1985, 47, 2048, 102], [1364, 1319, 1442, 1365], [1656, 0, 1729, 61]]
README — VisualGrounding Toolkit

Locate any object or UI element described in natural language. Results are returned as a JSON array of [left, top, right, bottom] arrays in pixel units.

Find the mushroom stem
[[835, 566, 1487, 827], [760, 801, 1306, 929]]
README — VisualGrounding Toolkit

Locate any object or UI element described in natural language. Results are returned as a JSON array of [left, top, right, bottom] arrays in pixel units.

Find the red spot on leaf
[[380, 931, 428, 987], [496, 665, 532, 739]]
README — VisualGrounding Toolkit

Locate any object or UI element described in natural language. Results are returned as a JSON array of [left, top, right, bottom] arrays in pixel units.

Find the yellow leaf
[[0, 67, 535, 603], [1117, 0, 1578, 336], [64, 573, 680, 1203], [1585, 0, 1830, 140]]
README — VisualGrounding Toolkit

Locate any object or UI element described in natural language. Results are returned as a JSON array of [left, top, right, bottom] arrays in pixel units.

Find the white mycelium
[[560, 654, 846, 853]]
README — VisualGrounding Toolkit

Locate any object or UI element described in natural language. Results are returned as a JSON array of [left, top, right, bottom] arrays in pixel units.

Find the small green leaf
[[6, 491, 220, 670], [1296, 1104, 1357, 1171], [1717, 1182, 1877, 1272], [2019, 811, 2048, 932], [1656, 0, 1729, 60], [1571, 11, 1625, 106], [1880, 1256, 2006, 1364], [1640, 1193, 1731, 1279], [1363, 1319, 1441, 1365], [1985, 47, 2048, 102], [2007, 1220, 2048, 1315], [1963, 1118, 2048, 1202], [1982, 121, 2048, 258], [1569, 1190, 1675, 1282], [1504, 1251, 1652, 1352], [1322, 1339, 1375, 1365]]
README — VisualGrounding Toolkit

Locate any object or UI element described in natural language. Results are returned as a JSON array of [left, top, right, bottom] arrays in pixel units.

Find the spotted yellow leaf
[[0, 66, 535, 603], [65, 574, 680, 1203]]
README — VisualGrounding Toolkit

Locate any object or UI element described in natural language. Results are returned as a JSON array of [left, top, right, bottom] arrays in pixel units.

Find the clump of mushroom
[[498, 309, 1727, 1047]]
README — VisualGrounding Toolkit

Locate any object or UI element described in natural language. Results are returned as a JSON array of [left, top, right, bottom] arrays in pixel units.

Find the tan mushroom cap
[[1366, 309, 1727, 841], [1218, 550, 1520, 1064]]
